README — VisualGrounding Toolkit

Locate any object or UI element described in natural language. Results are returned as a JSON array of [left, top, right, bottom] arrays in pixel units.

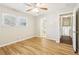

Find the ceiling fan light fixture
[[25, 3, 48, 16], [32, 8, 39, 12]]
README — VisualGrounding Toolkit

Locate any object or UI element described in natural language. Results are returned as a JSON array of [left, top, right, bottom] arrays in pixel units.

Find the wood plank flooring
[[0, 37, 78, 55]]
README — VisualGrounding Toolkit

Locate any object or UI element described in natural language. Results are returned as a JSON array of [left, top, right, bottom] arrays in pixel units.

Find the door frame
[[75, 8, 79, 53], [73, 6, 79, 53], [58, 7, 78, 53]]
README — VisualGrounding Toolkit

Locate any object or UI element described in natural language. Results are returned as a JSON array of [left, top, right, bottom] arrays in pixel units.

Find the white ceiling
[[0, 3, 78, 16], [48, 3, 77, 13], [0, 3, 26, 13]]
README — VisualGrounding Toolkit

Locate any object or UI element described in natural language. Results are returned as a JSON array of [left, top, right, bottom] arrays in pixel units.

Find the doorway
[[60, 13, 73, 45]]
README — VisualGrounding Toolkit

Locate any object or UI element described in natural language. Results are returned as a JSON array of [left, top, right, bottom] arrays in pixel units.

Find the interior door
[[71, 8, 77, 53], [76, 8, 79, 53]]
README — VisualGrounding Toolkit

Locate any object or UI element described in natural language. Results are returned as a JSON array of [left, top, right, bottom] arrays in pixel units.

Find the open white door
[[72, 8, 77, 52]]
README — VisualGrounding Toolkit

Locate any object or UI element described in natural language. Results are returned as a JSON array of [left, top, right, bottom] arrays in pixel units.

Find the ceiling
[[0, 3, 77, 16]]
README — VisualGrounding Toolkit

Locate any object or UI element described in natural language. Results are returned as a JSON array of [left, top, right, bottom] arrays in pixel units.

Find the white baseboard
[[0, 36, 34, 47], [56, 40, 60, 43], [37, 36, 60, 43], [0, 36, 60, 47]]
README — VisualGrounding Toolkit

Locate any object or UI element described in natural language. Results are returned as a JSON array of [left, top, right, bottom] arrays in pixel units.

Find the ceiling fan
[[25, 3, 48, 12]]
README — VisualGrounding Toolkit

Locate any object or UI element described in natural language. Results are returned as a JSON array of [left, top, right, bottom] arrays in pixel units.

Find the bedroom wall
[[36, 12, 59, 42], [34, 16, 40, 37], [0, 5, 35, 46]]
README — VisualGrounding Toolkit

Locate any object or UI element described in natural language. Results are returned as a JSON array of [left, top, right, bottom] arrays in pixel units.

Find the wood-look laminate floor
[[0, 37, 78, 55]]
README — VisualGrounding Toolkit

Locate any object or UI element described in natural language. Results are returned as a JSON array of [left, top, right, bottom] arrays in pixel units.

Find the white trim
[[0, 36, 34, 47], [58, 11, 73, 16], [37, 36, 59, 43], [72, 7, 78, 51], [56, 39, 60, 43], [0, 36, 60, 48]]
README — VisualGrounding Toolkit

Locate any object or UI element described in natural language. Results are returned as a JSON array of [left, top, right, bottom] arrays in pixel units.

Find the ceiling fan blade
[[24, 3, 32, 6], [40, 8, 48, 10], [26, 9, 32, 11]]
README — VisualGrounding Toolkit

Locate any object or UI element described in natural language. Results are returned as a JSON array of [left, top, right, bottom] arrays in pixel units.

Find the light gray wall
[[0, 5, 35, 46]]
